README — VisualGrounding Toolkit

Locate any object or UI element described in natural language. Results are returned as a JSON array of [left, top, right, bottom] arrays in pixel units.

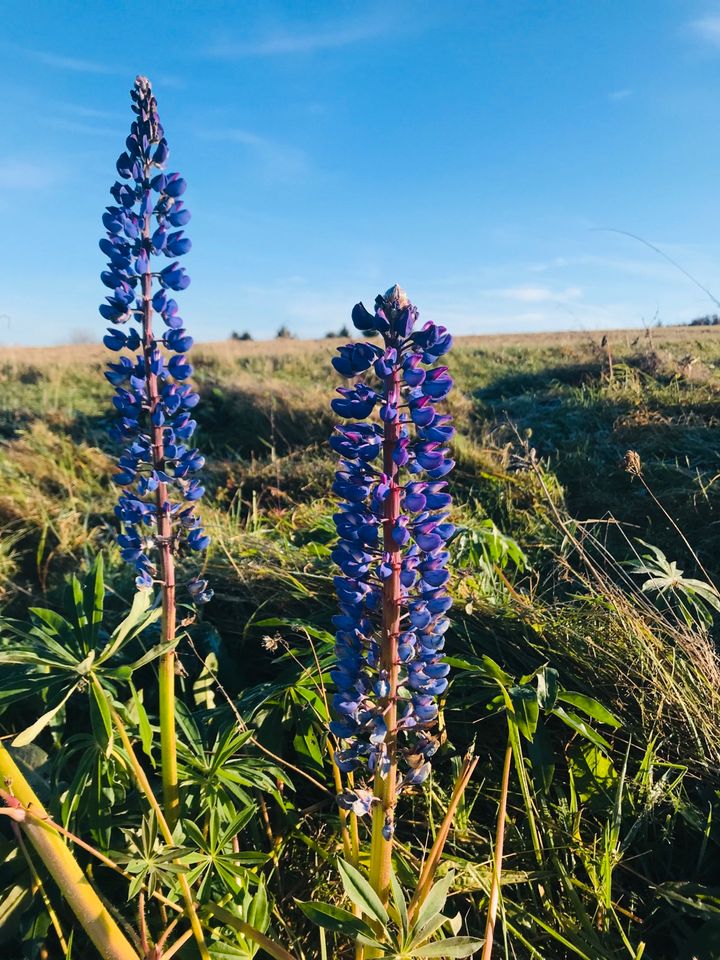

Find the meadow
[[2, 322, 720, 959]]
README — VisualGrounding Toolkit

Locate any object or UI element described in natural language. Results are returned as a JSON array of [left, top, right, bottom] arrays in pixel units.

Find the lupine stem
[[0, 742, 140, 960], [101, 687, 210, 960], [141, 200, 180, 828], [330, 289, 455, 951], [369, 366, 402, 904], [14, 824, 70, 955], [3, 790, 294, 960], [103, 74, 212, 826]]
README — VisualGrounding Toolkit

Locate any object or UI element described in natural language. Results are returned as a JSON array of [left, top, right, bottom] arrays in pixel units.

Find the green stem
[[201, 903, 300, 960], [3, 794, 294, 960], [0, 742, 140, 960], [14, 824, 70, 955], [158, 640, 179, 827], [100, 686, 210, 960]]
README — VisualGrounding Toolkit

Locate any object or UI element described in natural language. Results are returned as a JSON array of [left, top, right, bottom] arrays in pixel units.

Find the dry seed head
[[624, 449, 643, 477]]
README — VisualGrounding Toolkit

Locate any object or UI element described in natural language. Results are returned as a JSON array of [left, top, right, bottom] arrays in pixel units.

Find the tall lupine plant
[[100, 76, 211, 825], [330, 286, 454, 904]]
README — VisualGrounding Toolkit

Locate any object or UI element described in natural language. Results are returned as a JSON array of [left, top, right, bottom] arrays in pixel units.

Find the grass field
[[2, 324, 720, 958]]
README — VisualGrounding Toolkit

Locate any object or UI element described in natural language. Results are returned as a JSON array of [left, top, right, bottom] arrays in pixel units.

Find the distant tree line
[[688, 314, 720, 326], [229, 324, 384, 340]]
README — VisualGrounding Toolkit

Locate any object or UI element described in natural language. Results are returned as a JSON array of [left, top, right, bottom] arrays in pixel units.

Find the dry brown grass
[[2, 323, 720, 369]]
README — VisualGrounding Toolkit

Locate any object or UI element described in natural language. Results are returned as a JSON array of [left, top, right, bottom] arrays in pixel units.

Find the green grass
[[2, 325, 720, 958]]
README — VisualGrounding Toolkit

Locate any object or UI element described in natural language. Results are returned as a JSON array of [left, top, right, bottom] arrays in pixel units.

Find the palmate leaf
[[27, 608, 80, 651], [129, 681, 154, 759], [87, 553, 105, 647], [247, 881, 270, 936], [206, 942, 255, 958], [0, 883, 32, 944], [390, 870, 409, 941], [89, 683, 114, 756], [415, 936, 484, 957], [96, 587, 160, 666], [11, 682, 80, 747], [410, 913, 452, 951], [337, 858, 390, 928], [508, 685, 539, 740], [413, 872, 454, 934], [0, 616, 84, 669], [550, 705, 612, 751], [119, 638, 177, 674], [295, 900, 381, 944], [679, 579, 720, 612], [556, 691, 621, 728], [536, 666, 559, 710], [69, 572, 91, 653]]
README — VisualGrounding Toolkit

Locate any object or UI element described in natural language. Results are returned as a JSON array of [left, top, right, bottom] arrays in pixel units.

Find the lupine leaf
[[96, 589, 159, 665], [414, 871, 454, 935], [410, 913, 451, 949], [337, 858, 390, 927], [551, 706, 611, 750], [390, 869, 409, 941], [124, 638, 177, 673], [415, 936, 485, 957], [536, 666, 559, 710], [295, 900, 380, 941], [27, 609, 78, 647], [129, 681, 154, 759], [556, 691, 621, 728], [11, 683, 79, 747], [89, 683, 113, 756], [70, 574, 90, 651], [86, 554, 105, 647], [508, 685, 540, 740]]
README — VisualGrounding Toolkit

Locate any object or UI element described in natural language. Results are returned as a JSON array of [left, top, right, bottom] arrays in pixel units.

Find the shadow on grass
[[475, 361, 720, 575]]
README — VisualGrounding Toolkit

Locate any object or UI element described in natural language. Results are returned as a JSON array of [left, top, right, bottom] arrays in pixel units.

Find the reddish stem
[[368, 364, 401, 903], [141, 194, 179, 826]]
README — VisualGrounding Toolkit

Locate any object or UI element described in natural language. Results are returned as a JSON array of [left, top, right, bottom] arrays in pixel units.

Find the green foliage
[[298, 861, 483, 957], [628, 539, 720, 626], [3, 331, 720, 957], [0, 556, 163, 748]]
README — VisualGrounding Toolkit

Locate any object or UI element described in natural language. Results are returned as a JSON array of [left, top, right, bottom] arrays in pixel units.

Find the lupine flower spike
[[100, 76, 211, 824], [330, 285, 454, 901]]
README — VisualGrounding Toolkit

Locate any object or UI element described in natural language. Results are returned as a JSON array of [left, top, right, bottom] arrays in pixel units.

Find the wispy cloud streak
[[0, 160, 60, 190], [206, 18, 386, 57], [29, 50, 118, 74], [688, 15, 720, 47], [488, 286, 583, 304], [18, 49, 184, 88], [199, 127, 309, 181]]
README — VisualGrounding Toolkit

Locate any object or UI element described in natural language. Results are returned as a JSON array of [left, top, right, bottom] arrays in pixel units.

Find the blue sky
[[3, 1, 720, 344]]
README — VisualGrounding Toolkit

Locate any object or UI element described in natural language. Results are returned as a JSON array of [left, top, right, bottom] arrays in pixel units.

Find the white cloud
[[689, 15, 720, 46], [51, 101, 120, 120], [43, 117, 119, 137], [30, 50, 118, 74], [491, 286, 583, 303], [199, 128, 309, 181], [206, 18, 386, 57], [20, 50, 183, 88], [609, 88, 633, 101], [0, 160, 59, 190]]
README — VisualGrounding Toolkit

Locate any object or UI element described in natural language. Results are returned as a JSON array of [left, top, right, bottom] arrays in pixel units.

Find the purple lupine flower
[[331, 285, 454, 836], [101, 76, 212, 603]]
